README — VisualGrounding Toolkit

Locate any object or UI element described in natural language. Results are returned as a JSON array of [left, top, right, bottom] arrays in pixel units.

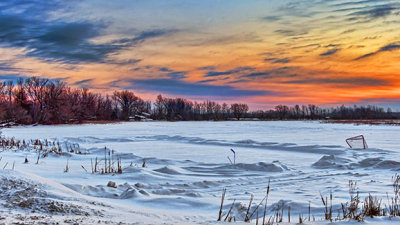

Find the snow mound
[[119, 188, 140, 199], [154, 165, 188, 175], [192, 180, 219, 188], [0, 173, 100, 216], [217, 161, 286, 172], [123, 166, 144, 173], [151, 189, 201, 197], [312, 155, 351, 169], [358, 158, 400, 169]]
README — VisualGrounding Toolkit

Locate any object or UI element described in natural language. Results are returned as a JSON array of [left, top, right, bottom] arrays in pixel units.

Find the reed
[[217, 188, 226, 221]]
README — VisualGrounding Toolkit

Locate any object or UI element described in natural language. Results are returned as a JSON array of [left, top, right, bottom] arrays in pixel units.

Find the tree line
[[0, 77, 397, 125]]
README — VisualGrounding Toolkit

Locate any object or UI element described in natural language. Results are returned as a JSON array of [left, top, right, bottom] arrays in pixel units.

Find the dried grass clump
[[0, 135, 124, 175], [362, 194, 382, 218], [90, 147, 123, 174], [217, 176, 400, 225]]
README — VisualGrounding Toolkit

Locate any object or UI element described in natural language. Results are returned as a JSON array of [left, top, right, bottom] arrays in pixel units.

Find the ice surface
[[1, 121, 400, 224]]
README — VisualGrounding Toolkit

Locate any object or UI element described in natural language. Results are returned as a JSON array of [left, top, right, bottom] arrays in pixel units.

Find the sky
[[0, 0, 399, 109]]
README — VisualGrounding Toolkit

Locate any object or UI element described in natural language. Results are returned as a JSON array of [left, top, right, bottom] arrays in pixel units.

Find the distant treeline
[[0, 77, 397, 124]]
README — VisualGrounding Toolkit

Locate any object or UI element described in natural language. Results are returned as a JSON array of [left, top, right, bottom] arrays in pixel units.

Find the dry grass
[[320, 191, 332, 221], [388, 174, 400, 217], [90, 147, 123, 174], [0, 135, 124, 175], [217, 188, 226, 221], [362, 194, 382, 218], [218, 176, 400, 224]]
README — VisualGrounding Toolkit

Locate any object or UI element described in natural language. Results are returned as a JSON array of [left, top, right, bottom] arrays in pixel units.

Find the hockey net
[[346, 135, 368, 149]]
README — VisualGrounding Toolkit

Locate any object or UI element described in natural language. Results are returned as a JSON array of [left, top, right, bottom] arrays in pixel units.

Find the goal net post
[[346, 135, 368, 149]]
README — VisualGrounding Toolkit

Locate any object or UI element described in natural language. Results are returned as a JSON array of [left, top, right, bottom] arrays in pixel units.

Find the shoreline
[[3, 119, 400, 128], [322, 119, 400, 126]]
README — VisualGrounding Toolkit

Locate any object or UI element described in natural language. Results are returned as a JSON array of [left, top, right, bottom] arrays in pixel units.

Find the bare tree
[[0, 76, 397, 124], [230, 103, 249, 120], [275, 105, 289, 120], [0, 82, 7, 103], [6, 80, 14, 105], [24, 77, 49, 122], [43, 81, 66, 123], [113, 90, 140, 120]]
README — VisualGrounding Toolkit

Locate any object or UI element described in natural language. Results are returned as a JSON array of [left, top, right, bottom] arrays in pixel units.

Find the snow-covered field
[[1, 121, 400, 224]]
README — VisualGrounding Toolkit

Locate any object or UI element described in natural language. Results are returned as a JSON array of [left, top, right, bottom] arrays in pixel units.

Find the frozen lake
[[2, 121, 400, 223]]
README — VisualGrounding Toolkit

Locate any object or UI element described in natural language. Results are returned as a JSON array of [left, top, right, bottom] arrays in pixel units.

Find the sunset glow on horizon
[[1, 0, 400, 109]]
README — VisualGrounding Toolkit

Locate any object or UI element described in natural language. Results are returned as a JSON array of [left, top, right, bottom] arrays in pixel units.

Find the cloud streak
[[241, 67, 297, 79], [264, 57, 291, 63], [284, 77, 389, 86], [205, 67, 254, 77], [0, 1, 174, 64], [350, 5, 396, 19], [355, 42, 400, 60], [320, 49, 340, 56], [120, 78, 272, 97]]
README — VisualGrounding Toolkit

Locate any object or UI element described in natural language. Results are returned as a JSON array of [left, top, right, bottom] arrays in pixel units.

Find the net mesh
[[346, 135, 368, 149]]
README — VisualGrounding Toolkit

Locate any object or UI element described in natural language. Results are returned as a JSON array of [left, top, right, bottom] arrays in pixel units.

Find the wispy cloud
[[350, 5, 396, 19], [0, 74, 30, 83], [115, 78, 272, 97], [284, 77, 389, 86], [0, 1, 175, 64], [205, 67, 254, 77], [355, 42, 400, 60], [262, 15, 281, 21], [275, 29, 308, 37], [166, 71, 187, 79], [320, 48, 340, 56], [241, 67, 297, 79], [198, 77, 229, 83], [197, 66, 216, 71], [0, 61, 19, 72], [264, 57, 291, 64], [0, 0, 398, 107], [73, 78, 94, 88]]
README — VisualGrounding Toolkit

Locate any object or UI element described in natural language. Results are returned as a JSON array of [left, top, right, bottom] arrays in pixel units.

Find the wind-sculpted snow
[[184, 162, 287, 175], [0, 171, 102, 217], [312, 155, 353, 169], [1, 121, 400, 224], [313, 155, 400, 170], [136, 135, 346, 155], [66, 136, 134, 144], [216, 161, 287, 172], [357, 158, 400, 170], [154, 162, 287, 177], [154, 165, 188, 175]]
